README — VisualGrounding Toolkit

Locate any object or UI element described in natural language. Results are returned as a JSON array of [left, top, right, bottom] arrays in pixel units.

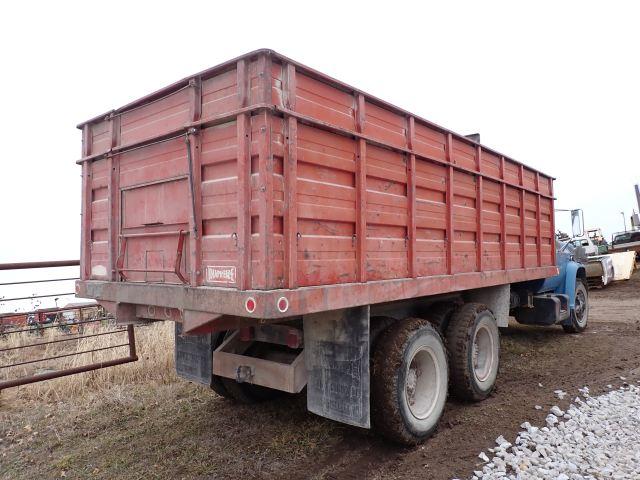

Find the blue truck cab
[[511, 240, 589, 333]]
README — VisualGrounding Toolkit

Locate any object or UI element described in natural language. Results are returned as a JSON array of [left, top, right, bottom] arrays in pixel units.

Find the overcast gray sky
[[1, 1, 638, 270]]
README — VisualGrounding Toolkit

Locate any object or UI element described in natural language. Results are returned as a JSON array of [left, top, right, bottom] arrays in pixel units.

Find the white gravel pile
[[471, 384, 640, 479]]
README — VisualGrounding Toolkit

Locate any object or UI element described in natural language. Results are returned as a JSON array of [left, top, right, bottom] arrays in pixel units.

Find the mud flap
[[174, 323, 214, 385], [303, 306, 370, 428]]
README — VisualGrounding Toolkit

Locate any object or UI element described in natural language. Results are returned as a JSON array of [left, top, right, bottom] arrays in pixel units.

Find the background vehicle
[[74, 50, 587, 445], [610, 229, 640, 259], [512, 241, 588, 332], [570, 236, 599, 256], [586, 228, 609, 254]]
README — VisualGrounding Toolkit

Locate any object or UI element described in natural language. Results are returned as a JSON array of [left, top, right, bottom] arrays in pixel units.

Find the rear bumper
[[76, 266, 558, 320]]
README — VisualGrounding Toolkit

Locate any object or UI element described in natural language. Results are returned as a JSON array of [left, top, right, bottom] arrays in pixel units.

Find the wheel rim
[[472, 324, 495, 383], [574, 287, 587, 327], [405, 346, 441, 420]]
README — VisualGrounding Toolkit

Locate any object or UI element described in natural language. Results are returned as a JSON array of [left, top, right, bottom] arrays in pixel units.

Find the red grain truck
[[75, 49, 567, 444]]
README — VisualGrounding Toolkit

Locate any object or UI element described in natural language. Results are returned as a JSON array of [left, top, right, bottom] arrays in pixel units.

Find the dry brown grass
[[1, 321, 176, 402], [0, 320, 348, 480]]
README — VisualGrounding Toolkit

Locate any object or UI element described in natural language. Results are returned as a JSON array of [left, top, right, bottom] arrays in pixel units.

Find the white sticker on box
[[206, 265, 236, 284]]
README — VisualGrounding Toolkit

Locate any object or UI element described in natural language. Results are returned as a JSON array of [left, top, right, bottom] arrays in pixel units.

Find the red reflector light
[[277, 297, 289, 313], [245, 297, 256, 313]]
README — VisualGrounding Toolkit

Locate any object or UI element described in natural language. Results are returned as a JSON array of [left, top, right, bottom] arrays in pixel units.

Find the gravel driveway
[[471, 385, 640, 479]]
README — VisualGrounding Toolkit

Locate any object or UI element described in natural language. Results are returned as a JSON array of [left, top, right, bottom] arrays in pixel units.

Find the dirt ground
[[1, 272, 639, 480]]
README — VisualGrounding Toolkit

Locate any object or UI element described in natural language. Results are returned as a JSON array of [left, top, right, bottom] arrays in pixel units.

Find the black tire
[[210, 375, 232, 399], [423, 303, 456, 333], [371, 318, 448, 445], [219, 376, 281, 404], [562, 279, 589, 333], [446, 303, 499, 402], [370, 316, 397, 348]]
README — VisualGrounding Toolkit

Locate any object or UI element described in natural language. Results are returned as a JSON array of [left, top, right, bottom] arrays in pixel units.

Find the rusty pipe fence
[[0, 260, 138, 391]]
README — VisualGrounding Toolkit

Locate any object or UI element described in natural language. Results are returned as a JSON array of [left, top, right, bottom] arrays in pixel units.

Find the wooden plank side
[[89, 158, 110, 279], [452, 137, 477, 171], [415, 156, 447, 276], [364, 101, 407, 150], [295, 72, 355, 131], [78, 50, 553, 186], [78, 50, 559, 296], [452, 169, 477, 274], [295, 122, 357, 287], [201, 67, 239, 119], [120, 88, 191, 146], [523, 192, 538, 268], [413, 121, 447, 162], [482, 179, 502, 271], [504, 185, 523, 269], [90, 119, 111, 156], [540, 196, 553, 265], [365, 143, 409, 281]]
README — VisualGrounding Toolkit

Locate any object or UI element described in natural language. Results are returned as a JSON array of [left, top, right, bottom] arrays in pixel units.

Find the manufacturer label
[[206, 265, 236, 284]]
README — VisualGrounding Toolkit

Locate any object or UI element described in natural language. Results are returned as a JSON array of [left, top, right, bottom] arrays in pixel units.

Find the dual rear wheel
[[213, 304, 500, 445], [371, 303, 500, 444], [371, 319, 448, 445], [446, 303, 500, 402]]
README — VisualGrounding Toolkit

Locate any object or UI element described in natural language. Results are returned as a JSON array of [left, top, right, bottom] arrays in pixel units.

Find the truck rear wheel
[[219, 376, 281, 404], [562, 279, 589, 333], [446, 303, 499, 402], [371, 318, 448, 445]]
